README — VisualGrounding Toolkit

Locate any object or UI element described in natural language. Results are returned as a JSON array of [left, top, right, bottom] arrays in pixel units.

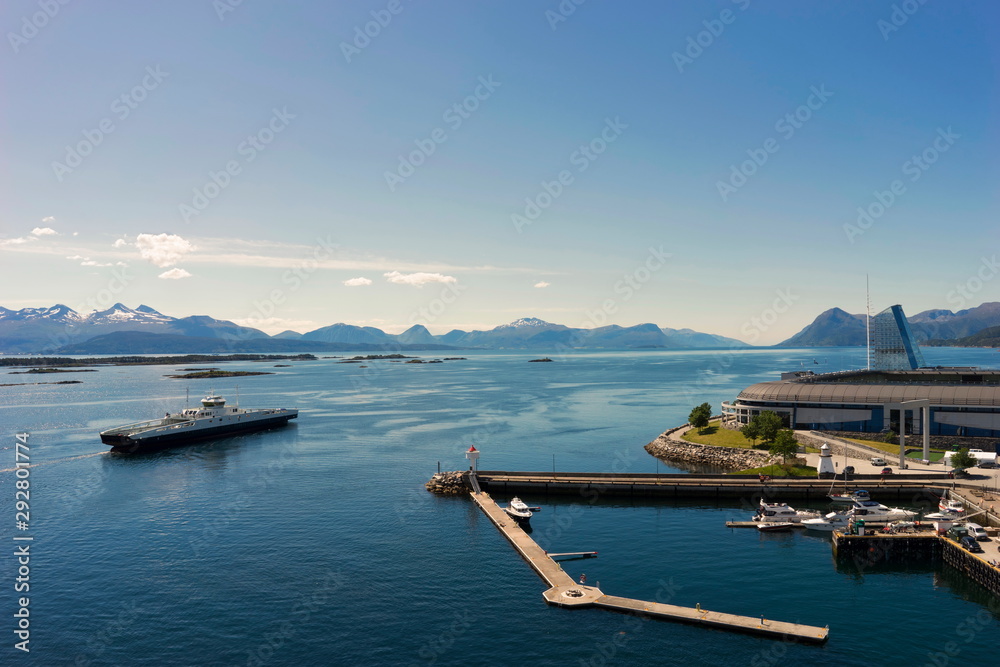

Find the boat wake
[[0, 450, 108, 473]]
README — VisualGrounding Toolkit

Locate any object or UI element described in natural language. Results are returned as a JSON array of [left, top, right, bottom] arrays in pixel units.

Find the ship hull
[[104, 413, 297, 454]]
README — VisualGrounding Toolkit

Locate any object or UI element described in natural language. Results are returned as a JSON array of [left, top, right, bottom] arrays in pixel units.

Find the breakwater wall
[[474, 471, 952, 504]]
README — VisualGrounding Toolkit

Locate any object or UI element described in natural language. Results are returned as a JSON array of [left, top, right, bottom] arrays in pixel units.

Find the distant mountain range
[[0, 306, 745, 354], [779, 302, 1000, 347]]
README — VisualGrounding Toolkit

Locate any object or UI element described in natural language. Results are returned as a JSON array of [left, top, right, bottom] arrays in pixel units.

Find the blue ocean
[[2, 347, 999, 666]]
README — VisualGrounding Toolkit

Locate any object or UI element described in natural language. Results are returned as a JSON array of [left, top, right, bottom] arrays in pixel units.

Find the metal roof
[[737, 381, 1000, 407]]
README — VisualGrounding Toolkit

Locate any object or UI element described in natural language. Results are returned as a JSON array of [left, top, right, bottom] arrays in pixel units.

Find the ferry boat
[[100, 394, 297, 453]]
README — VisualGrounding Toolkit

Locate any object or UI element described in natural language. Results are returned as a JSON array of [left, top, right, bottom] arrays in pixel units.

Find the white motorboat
[[753, 501, 821, 523], [846, 499, 916, 521], [756, 522, 795, 532], [504, 497, 533, 521], [939, 494, 964, 515], [801, 511, 852, 533]]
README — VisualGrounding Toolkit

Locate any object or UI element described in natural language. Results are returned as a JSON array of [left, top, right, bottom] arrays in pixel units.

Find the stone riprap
[[644, 425, 775, 471], [425, 471, 468, 495]]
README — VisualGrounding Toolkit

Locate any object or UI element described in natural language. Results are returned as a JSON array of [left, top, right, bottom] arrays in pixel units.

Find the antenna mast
[[865, 275, 871, 371]]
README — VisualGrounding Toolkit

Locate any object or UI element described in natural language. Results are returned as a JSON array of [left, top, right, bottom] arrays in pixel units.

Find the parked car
[[948, 525, 969, 542], [839, 466, 855, 478], [959, 536, 984, 553], [966, 523, 990, 541], [870, 457, 886, 466], [881, 467, 893, 475], [978, 461, 999, 469]]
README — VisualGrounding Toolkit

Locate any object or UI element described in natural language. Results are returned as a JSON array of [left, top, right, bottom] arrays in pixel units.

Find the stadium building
[[721, 305, 1000, 439]]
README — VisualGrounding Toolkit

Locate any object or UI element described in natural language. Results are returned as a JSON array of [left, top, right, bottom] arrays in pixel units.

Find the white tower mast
[[865, 275, 871, 371]]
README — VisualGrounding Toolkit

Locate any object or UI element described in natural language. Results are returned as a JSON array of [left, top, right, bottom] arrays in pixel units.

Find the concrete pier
[[475, 470, 951, 503], [468, 487, 830, 643]]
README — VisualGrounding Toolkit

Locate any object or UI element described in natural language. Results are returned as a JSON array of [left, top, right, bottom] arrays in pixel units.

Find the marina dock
[[468, 485, 830, 643]]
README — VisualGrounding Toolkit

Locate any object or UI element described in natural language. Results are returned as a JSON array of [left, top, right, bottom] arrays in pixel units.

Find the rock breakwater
[[425, 471, 468, 495], [645, 427, 774, 471]]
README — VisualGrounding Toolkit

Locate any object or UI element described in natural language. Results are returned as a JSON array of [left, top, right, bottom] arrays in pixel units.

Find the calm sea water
[[2, 347, 1000, 666]]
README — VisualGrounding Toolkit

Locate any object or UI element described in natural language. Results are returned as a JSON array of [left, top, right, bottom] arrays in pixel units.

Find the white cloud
[[0, 237, 31, 246], [136, 233, 194, 267], [343, 277, 372, 287], [66, 255, 85, 260], [30, 227, 58, 236], [41, 216, 55, 223], [383, 271, 457, 287], [158, 268, 192, 280], [81, 259, 112, 267], [534, 281, 551, 288], [112, 238, 128, 248]]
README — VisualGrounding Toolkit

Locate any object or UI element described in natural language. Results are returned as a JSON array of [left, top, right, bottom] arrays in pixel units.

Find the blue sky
[[1, 1, 997, 343]]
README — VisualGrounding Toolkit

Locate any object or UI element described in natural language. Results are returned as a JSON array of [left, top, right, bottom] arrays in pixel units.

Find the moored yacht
[[801, 512, 851, 533], [753, 501, 821, 523], [846, 499, 916, 521], [100, 394, 298, 453]]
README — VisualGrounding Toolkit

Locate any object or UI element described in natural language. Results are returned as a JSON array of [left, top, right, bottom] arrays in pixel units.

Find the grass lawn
[[731, 463, 818, 477], [906, 450, 945, 461], [682, 420, 819, 454], [845, 437, 948, 458], [681, 420, 758, 449]]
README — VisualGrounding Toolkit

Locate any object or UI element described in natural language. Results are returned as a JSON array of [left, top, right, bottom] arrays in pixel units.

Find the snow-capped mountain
[[0, 304, 267, 353], [1, 307, 753, 353]]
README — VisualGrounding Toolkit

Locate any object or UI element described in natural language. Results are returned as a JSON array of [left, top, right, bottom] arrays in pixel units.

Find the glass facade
[[870, 304, 925, 370]]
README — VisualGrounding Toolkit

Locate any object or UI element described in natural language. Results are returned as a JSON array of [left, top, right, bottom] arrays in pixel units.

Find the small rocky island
[[528, 358, 553, 363], [165, 370, 274, 379]]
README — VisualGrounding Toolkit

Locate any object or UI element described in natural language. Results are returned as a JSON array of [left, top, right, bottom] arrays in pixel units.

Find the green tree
[[950, 447, 977, 471], [688, 402, 712, 431], [882, 430, 898, 444], [753, 410, 783, 444], [771, 429, 799, 463], [740, 421, 761, 447]]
